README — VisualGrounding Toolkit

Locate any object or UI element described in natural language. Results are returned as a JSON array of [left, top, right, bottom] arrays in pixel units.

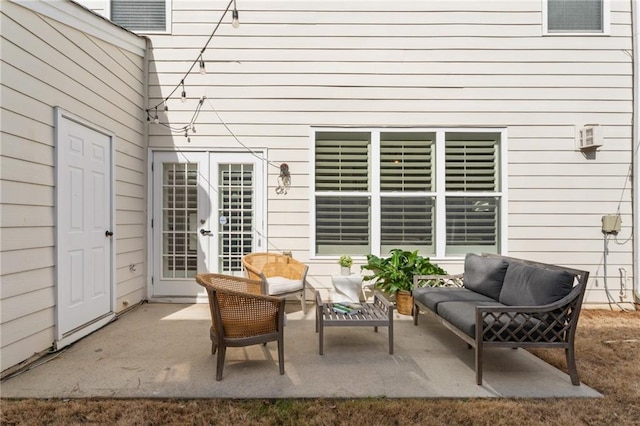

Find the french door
[[151, 151, 265, 298]]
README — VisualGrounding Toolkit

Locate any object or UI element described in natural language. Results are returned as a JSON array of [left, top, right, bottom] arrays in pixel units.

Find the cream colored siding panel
[[0, 288, 54, 324], [1, 310, 54, 348], [0, 205, 54, 228], [151, 48, 631, 63], [150, 73, 630, 89], [0, 268, 54, 300], [116, 250, 145, 270], [150, 35, 632, 50], [0, 157, 53, 187], [509, 201, 632, 215], [0, 330, 54, 371], [1, 134, 54, 165], [0, 181, 54, 206], [1, 1, 146, 372], [0, 228, 54, 252], [116, 238, 145, 255]]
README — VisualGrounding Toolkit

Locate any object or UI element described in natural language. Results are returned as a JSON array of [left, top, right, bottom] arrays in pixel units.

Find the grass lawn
[[1, 309, 638, 425]]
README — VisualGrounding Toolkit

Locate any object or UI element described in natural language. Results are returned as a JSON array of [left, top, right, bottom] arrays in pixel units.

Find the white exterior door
[[56, 110, 114, 349], [151, 151, 264, 299]]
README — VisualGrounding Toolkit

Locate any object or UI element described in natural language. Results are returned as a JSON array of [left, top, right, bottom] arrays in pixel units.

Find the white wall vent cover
[[577, 125, 603, 151]]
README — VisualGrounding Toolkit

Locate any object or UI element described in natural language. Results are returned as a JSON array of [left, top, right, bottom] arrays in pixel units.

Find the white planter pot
[[340, 266, 351, 276]]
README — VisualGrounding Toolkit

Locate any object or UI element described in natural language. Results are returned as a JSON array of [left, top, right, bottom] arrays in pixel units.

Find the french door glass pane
[[446, 196, 499, 255], [381, 196, 435, 255], [162, 163, 198, 279], [218, 163, 254, 273], [316, 196, 370, 255]]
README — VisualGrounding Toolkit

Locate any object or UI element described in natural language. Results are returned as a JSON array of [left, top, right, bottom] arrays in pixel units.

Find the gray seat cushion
[[437, 301, 542, 339], [436, 301, 503, 337], [499, 262, 575, 306], [413, 287, 496, 312], [462, 253, 509, 301]]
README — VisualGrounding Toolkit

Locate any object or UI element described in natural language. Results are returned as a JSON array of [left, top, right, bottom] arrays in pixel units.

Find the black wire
[[146, 0, 235, 114]]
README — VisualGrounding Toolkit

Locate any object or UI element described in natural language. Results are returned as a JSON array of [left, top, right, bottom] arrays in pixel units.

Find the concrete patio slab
[[0, 303, 601, 399]]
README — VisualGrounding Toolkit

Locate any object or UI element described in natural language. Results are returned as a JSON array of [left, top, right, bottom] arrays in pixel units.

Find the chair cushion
[[265, 276, 303, 295], [462, 253, 509, 300], [413, 287, 496, 312], [499, 262, 575, 306]]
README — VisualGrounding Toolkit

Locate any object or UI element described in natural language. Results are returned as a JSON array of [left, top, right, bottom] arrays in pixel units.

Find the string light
[[145, 0, 238, 127], [232, 0, 240, 28], [199, 54, 206, 75]]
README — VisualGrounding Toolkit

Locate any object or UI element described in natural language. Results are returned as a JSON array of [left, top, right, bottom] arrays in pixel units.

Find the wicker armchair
[[242, 252, 309, 312], [195, 273, 286, 381], [242, 252, 293, 281]]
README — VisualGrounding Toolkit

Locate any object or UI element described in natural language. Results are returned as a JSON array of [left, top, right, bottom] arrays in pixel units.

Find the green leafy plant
[[338, 255, 353, 268], [360, 249, 447, 294]]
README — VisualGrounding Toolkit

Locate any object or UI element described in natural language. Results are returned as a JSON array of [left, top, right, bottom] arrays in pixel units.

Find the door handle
[[105, 230, 114, 237], [199, 229, 212, 236]]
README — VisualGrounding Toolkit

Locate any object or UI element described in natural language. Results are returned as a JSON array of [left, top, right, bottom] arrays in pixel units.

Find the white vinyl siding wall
[[0, 1, 146, 372], [145, 0, 632, 305]]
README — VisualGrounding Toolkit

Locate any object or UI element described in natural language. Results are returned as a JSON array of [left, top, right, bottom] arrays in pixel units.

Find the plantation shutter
[[111, 0, 167, 32], [315, 132, 371, 255], [380, 133, 434, 192], [445, 133, 500, 254], [379, 133, 435, 253], [547, 0, 603, 32]]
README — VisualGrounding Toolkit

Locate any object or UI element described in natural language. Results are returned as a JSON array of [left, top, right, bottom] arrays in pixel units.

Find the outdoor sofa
[[412, 253, 590, 386]]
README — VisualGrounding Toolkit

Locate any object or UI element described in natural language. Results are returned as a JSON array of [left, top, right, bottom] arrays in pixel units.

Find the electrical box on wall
[[601, 214, 621, 234], [577, 125, 603, 151]]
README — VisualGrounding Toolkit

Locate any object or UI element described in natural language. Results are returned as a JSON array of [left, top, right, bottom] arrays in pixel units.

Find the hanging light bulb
[[191, 124, 196, 133], [232, 0, 240, 28], [164, 100, 169, 111], [199, 55, 206, 75], [154, 108, 159, 124], [181, 80, 187, 103]]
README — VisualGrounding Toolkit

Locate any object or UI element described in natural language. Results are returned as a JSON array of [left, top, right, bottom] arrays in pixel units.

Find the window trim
[[309, 127, 509, 261], [107, 0, 172, 35], [542, 0, 611, 36]]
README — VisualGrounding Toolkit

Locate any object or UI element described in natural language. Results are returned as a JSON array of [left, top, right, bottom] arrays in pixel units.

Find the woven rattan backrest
[[195, 273, 284, 339], [260, 260, 308, 280], [242, 252, 291, 280]]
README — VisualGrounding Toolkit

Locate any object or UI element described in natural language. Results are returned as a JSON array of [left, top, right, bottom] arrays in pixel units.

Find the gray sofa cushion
[[462, 253, 510, 301], [436, 301, 503, 337], [499, 262, 575, 306], [413, 287, 496, 312], [436, 301, 542, 339]]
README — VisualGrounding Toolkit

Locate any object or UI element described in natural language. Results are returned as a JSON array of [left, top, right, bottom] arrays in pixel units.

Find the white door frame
[[147, 148, 267, 302], [54, 108, 116, 349]]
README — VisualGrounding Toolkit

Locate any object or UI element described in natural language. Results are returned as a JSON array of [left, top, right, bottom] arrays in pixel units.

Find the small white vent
[[577, 125, 603, 151]]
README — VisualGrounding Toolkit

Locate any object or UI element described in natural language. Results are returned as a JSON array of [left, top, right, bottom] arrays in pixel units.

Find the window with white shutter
[[445, 132, 501, 255], [312, 129, 505, 259], [111, 0, 169, 33], [380, 132, 435, 253], [544, 0, 609, 34], [315, 132, 371, 255]]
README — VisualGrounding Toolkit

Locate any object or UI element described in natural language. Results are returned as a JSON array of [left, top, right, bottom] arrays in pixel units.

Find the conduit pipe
[[632, 0, 640, 306]]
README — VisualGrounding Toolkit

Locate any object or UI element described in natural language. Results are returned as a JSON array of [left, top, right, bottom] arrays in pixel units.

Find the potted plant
[[338, 255, 353, 276], [360, 249, 447, 315]]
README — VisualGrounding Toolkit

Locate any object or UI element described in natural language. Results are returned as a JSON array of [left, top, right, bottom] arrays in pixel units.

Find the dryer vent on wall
[[577, 125, 603, 151]]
